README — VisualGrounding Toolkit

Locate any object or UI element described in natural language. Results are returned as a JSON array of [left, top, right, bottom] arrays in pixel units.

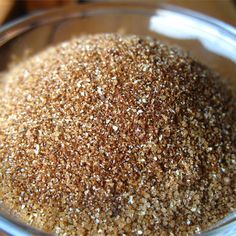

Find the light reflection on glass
[[149, 9, 236, 63]]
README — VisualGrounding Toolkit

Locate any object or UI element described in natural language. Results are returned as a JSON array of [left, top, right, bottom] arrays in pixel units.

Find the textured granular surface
[[0, 34, 235, 236]]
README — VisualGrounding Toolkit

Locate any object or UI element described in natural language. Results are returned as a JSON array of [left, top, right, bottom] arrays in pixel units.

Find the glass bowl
[[0, 2, 235, 236]]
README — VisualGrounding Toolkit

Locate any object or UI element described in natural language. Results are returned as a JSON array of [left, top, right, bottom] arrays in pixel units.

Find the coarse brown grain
[[0, 34, 235, 236]]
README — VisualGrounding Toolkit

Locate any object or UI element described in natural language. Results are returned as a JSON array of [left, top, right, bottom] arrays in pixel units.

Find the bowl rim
[[0, 2, 235, 47]]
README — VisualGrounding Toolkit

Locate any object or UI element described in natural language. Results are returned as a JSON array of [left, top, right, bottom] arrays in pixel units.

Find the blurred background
[[0, 0, 236, 27]]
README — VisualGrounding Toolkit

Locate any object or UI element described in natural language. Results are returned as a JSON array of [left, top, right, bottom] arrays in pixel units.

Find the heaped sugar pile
[[0, 34, 235, 236]]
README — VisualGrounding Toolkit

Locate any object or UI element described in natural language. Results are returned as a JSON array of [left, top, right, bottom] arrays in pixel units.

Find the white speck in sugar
[[112, 125, 119, 132], [34, 144, 40, 155]]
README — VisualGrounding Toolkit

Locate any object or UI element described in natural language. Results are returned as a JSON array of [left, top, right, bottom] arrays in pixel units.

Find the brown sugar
[[0, 34, 235, 235]]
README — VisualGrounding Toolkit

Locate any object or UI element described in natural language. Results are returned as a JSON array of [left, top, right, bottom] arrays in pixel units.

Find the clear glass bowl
[[0, 2, 235, 236]]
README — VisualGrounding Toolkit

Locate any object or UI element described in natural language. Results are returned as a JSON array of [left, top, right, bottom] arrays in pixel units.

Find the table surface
[[166, 0, 236, 26]]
